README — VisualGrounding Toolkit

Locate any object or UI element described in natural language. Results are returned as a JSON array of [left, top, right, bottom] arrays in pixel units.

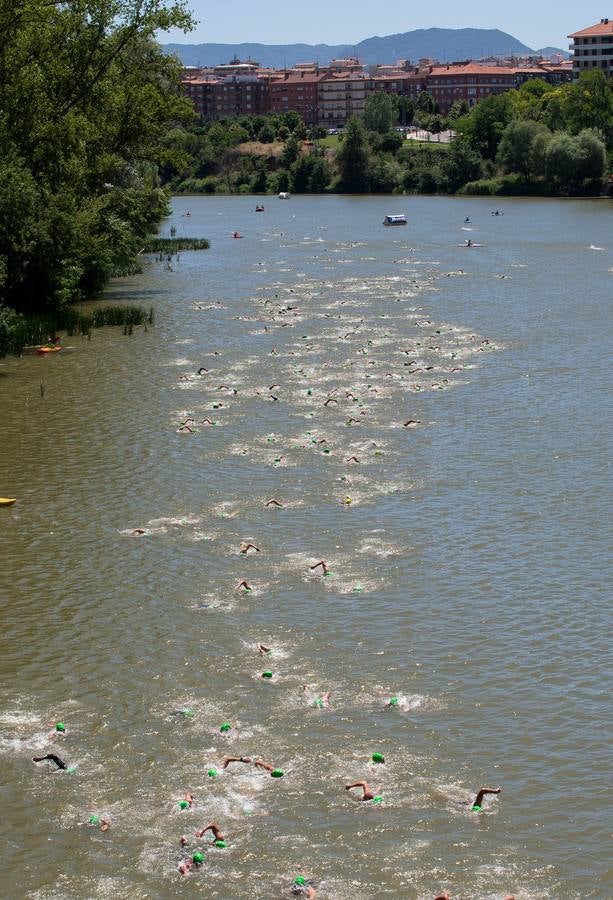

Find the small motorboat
[[278, 192, 290, 199], [383, 214, 407, 226], [0, 498, 16, 506], [36, 345, 62, 354]]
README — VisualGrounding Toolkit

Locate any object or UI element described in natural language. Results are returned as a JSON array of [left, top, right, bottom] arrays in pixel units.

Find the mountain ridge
[[163, 26, 557, 68]]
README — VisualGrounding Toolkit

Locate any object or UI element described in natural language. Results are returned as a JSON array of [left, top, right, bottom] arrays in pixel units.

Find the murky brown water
[[0, 195, 611, 899]]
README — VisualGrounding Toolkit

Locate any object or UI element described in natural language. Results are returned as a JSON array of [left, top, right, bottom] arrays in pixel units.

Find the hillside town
[[180, 18, 611, 126]]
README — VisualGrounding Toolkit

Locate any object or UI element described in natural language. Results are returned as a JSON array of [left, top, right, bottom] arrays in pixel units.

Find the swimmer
[[303, 685, 331, 707], [240, 542, 260, 554], [345, 781, 377, 801], [222, 755, 253, 768], [346, 456, 360, 463], [257, 642, 272, 654], [237, 579, 253, 591], [323, 398, 338, 406], [309, 560, 329, 575], [266, 498, 283, 508], [471, 786, 501, 811], [292, 876, 317, 897], [197, 367, 208, 375], [183, 793, 195, 808], [178, 858, 193, 876], [180, 835, 189, 847], [346, 417, 360, 425], [403, 419, 421, 427], [195, 822, 224, 843], [177, 425, 194, 434], [33, 753, 68, 770], [253, 759, 278, 774], [269, 384, 280, 390], [201, 418, 214, 425], [130, 528, 147, 535], [434, 893, 450, 900]]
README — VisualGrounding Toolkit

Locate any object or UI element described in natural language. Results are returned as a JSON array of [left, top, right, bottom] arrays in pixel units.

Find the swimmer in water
[[180, 835, 189, 847], [177, 425, 194, 434], [240, 542, 260, 554], [257, 642, 272, 654], [33, 753, 68, 770], [292, 877, 317, 897], [129, 528, 147, 535], [178, 859, 193, 876], [197, 367, 208, 375], [196, 822, 224, 843], [222, 755, 253, 768], [346, 456, 360, 463], [434, 893, 450, 900], [237, 580, 253, 591], [309, 560, 329, 575], [345, 781, 377, 801], [266, 498, 283, 508], [303, 685, 331, 707], [403, 419, 421, 427], [471, 786, 501, 811]]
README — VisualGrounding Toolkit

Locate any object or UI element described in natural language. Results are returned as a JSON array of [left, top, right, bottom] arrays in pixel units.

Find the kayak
[[0, 498, 16, 506], [37, 346, 62, 354], [459, 243, 483, 248]]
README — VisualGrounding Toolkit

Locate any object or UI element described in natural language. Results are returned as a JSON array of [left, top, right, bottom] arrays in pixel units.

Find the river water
[[0, 195, 611, 899]]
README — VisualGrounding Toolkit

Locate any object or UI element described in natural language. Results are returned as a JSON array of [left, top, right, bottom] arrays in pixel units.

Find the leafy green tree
[[308, 156, 332, 192], [281, 135, 301, 168], [465, 93, 514, 160], [575, 129, 607, 184], [363, 93, 395, 134], [563, 70, 613, 144], [417, 91, 436, 113], [448, 99, 469, 122], [497, 120, 550, 181], [441, 138, 483, 192], [336, 117, 370, 192], [0, 0, 194, 313], [395, 95, 415, 126]]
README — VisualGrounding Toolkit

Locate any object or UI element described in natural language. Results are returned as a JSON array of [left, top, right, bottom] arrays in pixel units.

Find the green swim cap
[[220, 722, 232, 732], [312, 698, 324, 708], [372, 752, 385, 764], [179, 800, 190, 809], [181, 708, 195, 718], [294, 876, 307, 886], [471, 804, 482, 812], [389, 697, 399, 706], [207, 768, 218, 778], [66, 766, 76, 774], [55, 722, 65, 732], [262, 670, 273, 679], [322, 448, 331, 454], [214, 839, 227, 849], [352, 585, 362, 592], [271, 768, 284, 778], [89, 815, 100, 825], [192, 851, 204, 864], [324, 571, 333, 576], [372, 795, 383, 804]]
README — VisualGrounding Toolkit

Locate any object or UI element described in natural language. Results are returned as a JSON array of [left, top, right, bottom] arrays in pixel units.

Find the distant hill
[[536, 46, 570, 59], [164, 27, 535, 68]]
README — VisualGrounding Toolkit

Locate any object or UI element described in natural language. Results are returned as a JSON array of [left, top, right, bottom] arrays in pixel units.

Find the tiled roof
[[568, 20, 613, 37], [429, 64, 516, 76]]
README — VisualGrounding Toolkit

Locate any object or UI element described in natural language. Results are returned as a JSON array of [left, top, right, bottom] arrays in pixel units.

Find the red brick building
[[427, 63, 517, 114], [268, 72, 323, 124]]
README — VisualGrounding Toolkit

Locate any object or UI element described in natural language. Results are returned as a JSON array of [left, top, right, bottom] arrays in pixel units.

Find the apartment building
[[427, 63, 517, 114], [318, 72, 373, 127], [568, 18, 613, 75], [269, 72, 323, 124]]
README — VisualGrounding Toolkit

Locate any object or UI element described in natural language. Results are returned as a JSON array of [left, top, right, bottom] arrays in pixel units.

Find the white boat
[[383, 214, 407, 226], [278, 192, 290, 199]]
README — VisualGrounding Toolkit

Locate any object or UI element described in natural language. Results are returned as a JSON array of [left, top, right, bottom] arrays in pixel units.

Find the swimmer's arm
[[254, 759, 274, 772]]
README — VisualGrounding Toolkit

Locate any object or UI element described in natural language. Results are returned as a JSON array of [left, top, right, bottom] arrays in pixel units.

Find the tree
[[441, 138, 483, 193], [497, 120, 550, 181], [0, 0, 194, 313], [336, 117, 370, 192], [563, 70, 613, 144], [363, 93, 394, 134], [466, 93, 514, 160], [417, 91, 436, 114], [308, 156, 332, 192], [280, 135, 301, 168], [545, 133, 582, 192], [575, 129, 607, 185]]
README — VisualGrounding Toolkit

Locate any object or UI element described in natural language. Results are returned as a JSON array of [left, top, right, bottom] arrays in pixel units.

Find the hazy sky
[[164, 1, 605, 50]]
